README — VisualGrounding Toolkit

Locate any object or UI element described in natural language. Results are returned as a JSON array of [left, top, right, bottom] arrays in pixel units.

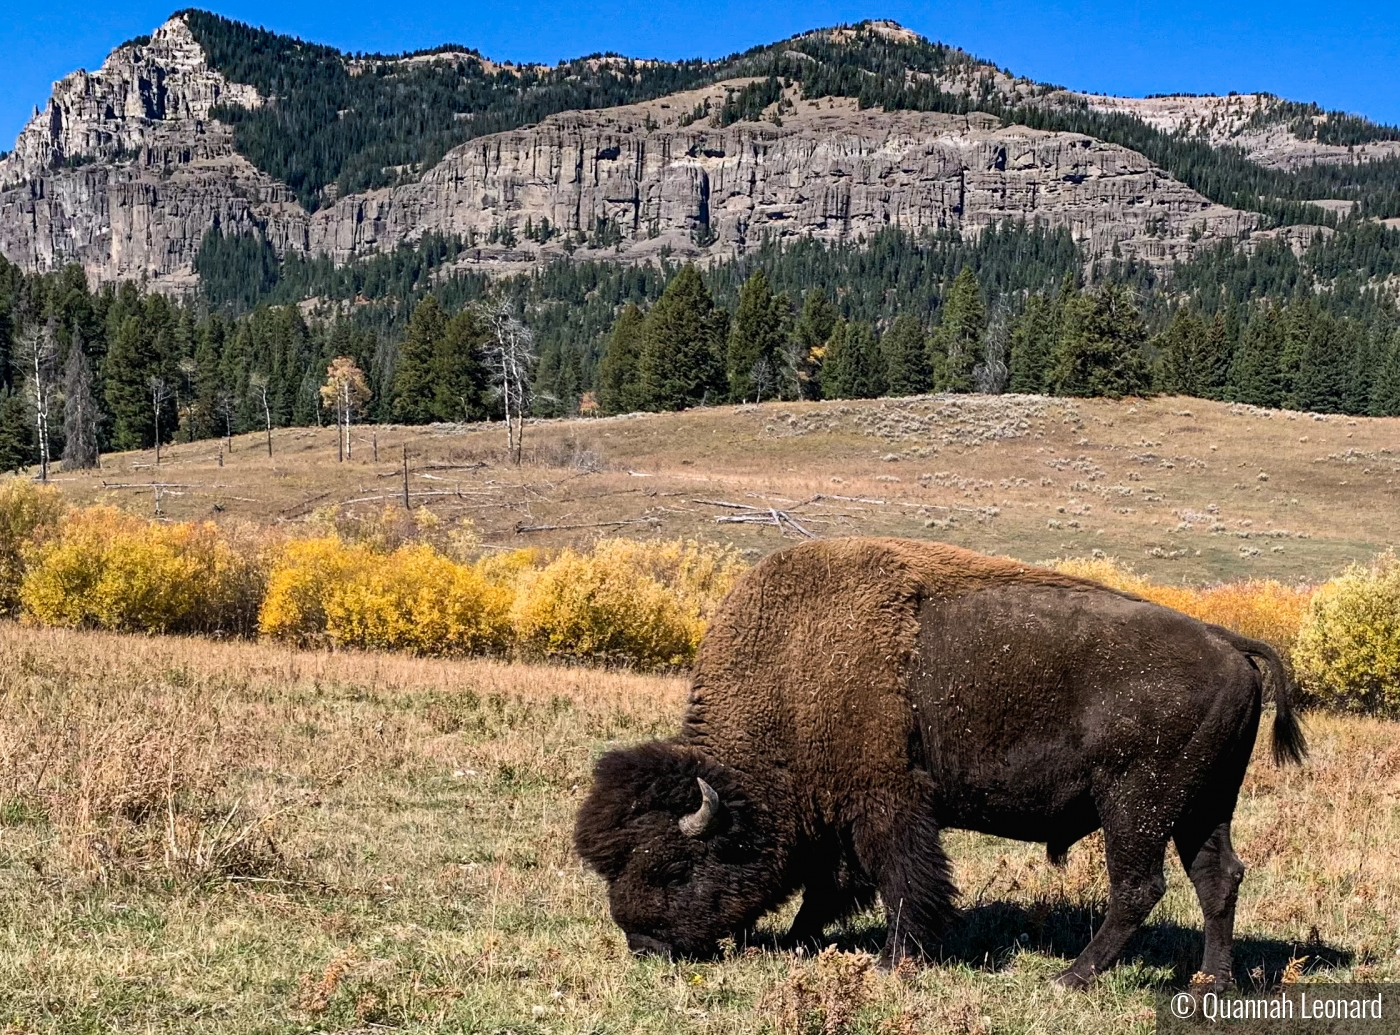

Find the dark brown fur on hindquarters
[[573, 538, 1306, 983]]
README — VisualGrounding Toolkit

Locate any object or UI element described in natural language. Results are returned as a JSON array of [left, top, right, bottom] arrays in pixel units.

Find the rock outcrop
[[0, 17, 297, 290], [300, 86, 1257, 275], [0, 16, 1277, 290]]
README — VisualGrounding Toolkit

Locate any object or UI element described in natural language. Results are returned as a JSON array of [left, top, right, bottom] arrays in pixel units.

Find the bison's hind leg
[[1174, 819, 1244, 991], [853, 787, 958, 966]]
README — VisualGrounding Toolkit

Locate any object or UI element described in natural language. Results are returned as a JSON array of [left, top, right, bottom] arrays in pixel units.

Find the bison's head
[[574, 741, 784, 959]]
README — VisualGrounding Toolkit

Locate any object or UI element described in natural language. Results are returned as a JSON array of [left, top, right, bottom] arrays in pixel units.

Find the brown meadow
[[0, 624, 1395, 1033], [1, 393, 1397, 1032], [39, 393, 1400, 586]]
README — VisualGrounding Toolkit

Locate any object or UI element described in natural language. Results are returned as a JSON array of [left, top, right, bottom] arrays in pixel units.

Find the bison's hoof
[[1054, 967, 1093, 990]]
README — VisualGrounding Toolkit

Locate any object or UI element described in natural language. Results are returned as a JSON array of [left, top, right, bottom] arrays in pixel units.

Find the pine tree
[[637, 265, 728, 411], [821, 320, 855, 400], [61, 330, 100, 469], [931, 267, 986, 392], [853, 323, 887, 399], [794, 288, 839, 399], [1008, 293, 1057, 394], [1370, 331, 1400, 417], [881, 314, 930, 396], [796, 289, 839, 357], [0, 390, 34, 473], [435, 308, 491, 421], [1277, 299, 1314, 411], [1291, 310, 1347, 413], [1229, 308, 1283, 408], [192, 316, 225, 441], [822, 320, 885, 399], [597, 303, 646, 415], [726, 271, 790, 402], [1159, 308, 1204, 397], [1201, 312, 1233, 400], [1343, 328, 1378, 416], [103, 315, 154, 449], [1049, 283, 1152, 398], [393, 297, 447, 423]]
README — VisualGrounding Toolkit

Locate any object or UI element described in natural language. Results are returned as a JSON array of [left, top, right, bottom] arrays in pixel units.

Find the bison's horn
[[679, 778, 721, 838]]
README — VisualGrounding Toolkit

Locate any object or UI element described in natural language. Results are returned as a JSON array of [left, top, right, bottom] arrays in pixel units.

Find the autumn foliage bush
[[20, 506, 266, 635], [259, 536, 511, 656], [0, 479, 66, 614], [512, 541, 703, 670], [1293, 552, 1400, 717]]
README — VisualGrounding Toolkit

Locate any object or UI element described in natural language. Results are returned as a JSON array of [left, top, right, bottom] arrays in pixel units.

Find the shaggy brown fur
[[575, 537, 1304, 987]]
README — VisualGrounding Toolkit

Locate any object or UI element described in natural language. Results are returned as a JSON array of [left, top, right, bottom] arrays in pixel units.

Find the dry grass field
[[4, 393, 1398, 1032], [41, 393, 1400, 584], [0, 625, 1396, 1034]]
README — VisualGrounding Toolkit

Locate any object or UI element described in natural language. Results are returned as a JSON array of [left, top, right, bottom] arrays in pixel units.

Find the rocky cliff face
[[1077, 93, 1400, 171], [0, 17, 1273, 290], [0, 16, 296, 290], [300, 85, 1257, 276]]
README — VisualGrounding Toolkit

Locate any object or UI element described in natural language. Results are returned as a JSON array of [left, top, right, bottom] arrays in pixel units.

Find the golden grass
[[0, 623, 1395, 1033]]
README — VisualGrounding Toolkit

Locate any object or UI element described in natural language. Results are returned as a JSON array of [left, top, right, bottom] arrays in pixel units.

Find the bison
[[574, 538, 1305, 987]]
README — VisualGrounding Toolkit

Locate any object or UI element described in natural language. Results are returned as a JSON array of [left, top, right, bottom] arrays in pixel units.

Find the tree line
[[0, 258, 536, 472], [5, 214, 1400, 474], [588, 263, 1400, 416]]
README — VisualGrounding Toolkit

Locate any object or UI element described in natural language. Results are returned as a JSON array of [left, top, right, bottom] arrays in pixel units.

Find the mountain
[[6, 12, 1400, 295]]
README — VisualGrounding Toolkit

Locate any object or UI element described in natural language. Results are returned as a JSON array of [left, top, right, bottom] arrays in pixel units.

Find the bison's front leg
[[853, 786, 957, 965], [782, 862, 879, 949]]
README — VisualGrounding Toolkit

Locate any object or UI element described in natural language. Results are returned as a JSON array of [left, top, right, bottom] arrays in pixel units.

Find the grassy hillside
[[45, 393, 1400, 586], [0, 622, 1393, 1032]]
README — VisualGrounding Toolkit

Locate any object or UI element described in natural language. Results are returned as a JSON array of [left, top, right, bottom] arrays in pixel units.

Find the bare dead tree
[[974, 303, 1011, 395], [61, 330, 100, 470], [248, 373, 273, 457], [215, 388, 237, 452], [750, 357, 777, 404], [778, 336, 809, 401], [148, 376, 173, 467], [19, 319, 61, 481], [177, 356, 199, 442], [484, 299, 537, 465]]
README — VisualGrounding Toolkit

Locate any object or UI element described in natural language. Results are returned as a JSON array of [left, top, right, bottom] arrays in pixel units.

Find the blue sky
[[3, 0, 1398, 150]]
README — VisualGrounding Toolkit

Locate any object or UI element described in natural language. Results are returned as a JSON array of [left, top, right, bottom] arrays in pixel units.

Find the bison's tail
[[1214, 628, 1307, 766]]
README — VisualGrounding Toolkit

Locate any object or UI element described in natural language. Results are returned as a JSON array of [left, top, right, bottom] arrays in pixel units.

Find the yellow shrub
[[1294, 553, 1400, 717], [590, 538, 747, 620], [0, 478, 65, 614], [260, 536, 510, 655], [324, 544, 510, 655], [473, 547, 546, 589], [21, 507, 262, 634], [1189, 580, 1311, 656], [512, 546, 703, 670], [258, 536, 368, 644]]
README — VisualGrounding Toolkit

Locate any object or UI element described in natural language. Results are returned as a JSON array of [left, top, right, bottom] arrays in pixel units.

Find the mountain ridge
[[3, 12, 1399, 293]]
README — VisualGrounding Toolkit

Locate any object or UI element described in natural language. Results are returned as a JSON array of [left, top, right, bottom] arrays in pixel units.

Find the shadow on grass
[[779, 899, 1352, 990]]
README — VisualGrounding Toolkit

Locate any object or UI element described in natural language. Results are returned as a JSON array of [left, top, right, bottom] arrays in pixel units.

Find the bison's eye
[[649, 858, 692, 887]]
